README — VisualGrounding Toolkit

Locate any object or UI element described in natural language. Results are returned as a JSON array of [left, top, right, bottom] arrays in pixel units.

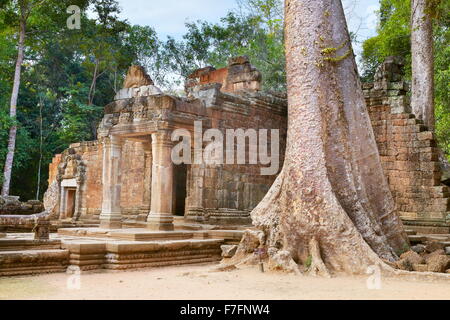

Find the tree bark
[[1, 11, 27, 197], [411, 0, 435, 130], [226, 0, 410, 276]]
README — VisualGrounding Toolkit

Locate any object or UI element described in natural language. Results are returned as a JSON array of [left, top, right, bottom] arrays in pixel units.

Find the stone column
[[59, 186, 68, 219], [147, 131, 175, 231], [100, 136, 123, 229], [137, 141, 152, 222]]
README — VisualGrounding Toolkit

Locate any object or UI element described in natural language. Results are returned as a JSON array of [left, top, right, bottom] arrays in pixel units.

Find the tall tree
[[228, 0, 409, 275], [1, 0, 30, 196], [411, 0, 438, 130]]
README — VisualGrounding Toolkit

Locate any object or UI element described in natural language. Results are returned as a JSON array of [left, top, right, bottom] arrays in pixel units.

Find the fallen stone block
[[396, 259, 413, 271], [424, 249, 446, 264], [411, 244, 426, 254], [427, 255, 450, 273], [221, 245, 238, 258], [400, 250, 425, 265]]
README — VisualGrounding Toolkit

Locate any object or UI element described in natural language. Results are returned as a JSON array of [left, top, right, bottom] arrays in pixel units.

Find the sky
[[108, 0, 381, 71], [114, 0, 381, 47]]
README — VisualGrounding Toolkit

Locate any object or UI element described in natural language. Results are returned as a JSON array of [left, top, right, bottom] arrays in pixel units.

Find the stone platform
[[59, 227, 244, 273], [0, 248, 69, 276], [0, 227, 245, 277], [64, 238, 224, 273]]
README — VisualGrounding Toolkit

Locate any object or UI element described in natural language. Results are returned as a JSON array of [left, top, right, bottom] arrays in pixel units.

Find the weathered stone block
[[221, 245, 238, 258], [400, 250, 425, 265], [411, 244, 426, 254], [427, 255, 450, 273]]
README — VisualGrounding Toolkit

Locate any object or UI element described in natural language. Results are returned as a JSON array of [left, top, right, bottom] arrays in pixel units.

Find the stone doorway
[[60, 178, 78, 220], [65, 188, 76, 218], [173, 164, 187, 217]]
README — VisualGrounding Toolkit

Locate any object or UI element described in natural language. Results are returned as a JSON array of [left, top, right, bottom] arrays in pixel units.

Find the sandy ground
[[0, 263, 449, 300]]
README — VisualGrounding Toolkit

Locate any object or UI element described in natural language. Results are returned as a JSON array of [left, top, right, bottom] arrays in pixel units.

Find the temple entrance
[[65, 188, 76, 218], [173, 164, 187, 216]]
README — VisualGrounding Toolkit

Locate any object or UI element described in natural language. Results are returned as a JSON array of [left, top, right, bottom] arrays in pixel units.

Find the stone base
[[99, 221, 122, 229], [186, 209, 252, 226], [146, 222, 174, 231], [146, 213, 175, 231]]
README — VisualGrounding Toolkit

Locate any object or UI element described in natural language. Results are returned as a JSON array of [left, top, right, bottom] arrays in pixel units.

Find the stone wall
[[47, 140, 151, 222], [120, 141, 151, 220], [364, 57, 450, 233], [197, 93, 286, 224]]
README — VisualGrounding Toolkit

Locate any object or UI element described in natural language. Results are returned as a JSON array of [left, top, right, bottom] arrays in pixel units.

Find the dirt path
[[0, 264, 449, 300]]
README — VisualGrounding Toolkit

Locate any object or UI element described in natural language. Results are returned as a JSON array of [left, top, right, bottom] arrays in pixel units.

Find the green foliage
[[0, 0, 160, 200], [361, 0, 411, 81], [362, 0, 450, 159]]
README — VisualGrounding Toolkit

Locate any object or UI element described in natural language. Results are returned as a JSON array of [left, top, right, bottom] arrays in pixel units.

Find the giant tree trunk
[[411, 0, 435, 130], [226, 0, 410, 276], [1, 16, 26, 197]]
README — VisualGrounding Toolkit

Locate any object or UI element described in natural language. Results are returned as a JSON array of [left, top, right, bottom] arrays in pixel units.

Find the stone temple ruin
[[46, 56, 287, 229], [0, 56, 449, 276]]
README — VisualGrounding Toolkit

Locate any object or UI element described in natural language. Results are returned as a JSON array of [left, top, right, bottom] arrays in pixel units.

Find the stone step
[[0, 238, 62, 251], [405, 229, 417, 236], [0, 249, 69, 277], [64, 238, 225, 273]]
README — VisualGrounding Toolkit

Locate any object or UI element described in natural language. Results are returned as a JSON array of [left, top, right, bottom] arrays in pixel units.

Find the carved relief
[[56, 149, 87, 221], [123, 66, 154, 88]]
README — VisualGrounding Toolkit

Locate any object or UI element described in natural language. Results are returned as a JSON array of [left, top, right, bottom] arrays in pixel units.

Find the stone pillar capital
[[151, 130, 173, 147]]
